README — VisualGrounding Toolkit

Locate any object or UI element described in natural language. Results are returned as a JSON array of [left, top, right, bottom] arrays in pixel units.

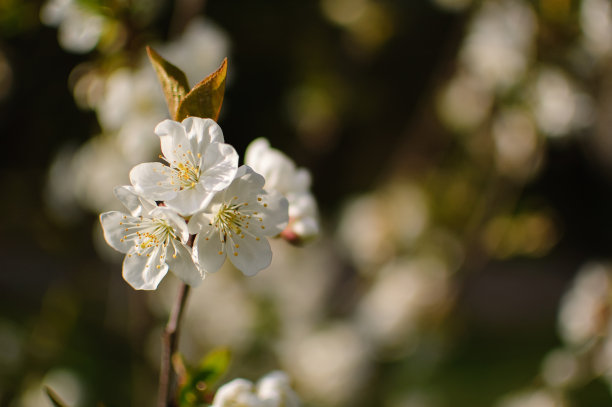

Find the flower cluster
[[100, 117, 316, 290], [211, 371, 300, 407], [245, 138, 319, 243]]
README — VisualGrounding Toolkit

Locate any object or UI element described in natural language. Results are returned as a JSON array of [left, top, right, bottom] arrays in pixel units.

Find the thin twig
[[158, 282, 191, 407]]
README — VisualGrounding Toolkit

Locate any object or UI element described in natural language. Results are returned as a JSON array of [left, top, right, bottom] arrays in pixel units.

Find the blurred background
[[2, 0, 612, 406]]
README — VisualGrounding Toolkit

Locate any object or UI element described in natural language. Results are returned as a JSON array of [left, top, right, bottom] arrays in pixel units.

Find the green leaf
[[176, 58, 228, 122], [44, 386, 70, 407], [177, 348, 231, 407], [195, 347, 231, 387], [146, 46, 190, 120]]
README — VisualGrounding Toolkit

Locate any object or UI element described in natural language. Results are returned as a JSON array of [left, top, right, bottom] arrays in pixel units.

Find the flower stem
[[158, 282, 191, 407]]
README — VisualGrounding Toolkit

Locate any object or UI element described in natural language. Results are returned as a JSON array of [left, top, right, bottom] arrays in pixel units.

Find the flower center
[[161, 149, 202, 190], [213, 201, 251, 241], [174, 159, 200, 189], [120, 217, 178, 254]]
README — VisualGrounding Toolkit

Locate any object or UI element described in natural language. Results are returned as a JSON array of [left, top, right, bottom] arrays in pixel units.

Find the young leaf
[[45, 386, 70, 407], [146, 46, 190, 120], [177, 348, 231, 407], [176, 58, 227, 122], [195, 347, 231, 387]]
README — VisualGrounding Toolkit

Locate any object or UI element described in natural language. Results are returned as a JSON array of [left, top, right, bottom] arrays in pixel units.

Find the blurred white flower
[[437, 69, 494, 132], [160, 18, 231, 88], [337, 181, 429, 270], [247, 238, 336, 338], [212, 378, 264, 407], [280, 323, 371, 406], [212, 371, 300, 407], [245, 138, 320, 243], [558, 262, 612, 346], [338, 194, 392, 267], [540, 348, 581, 388], [95, 66, 167, 161], [18, 368, 84, 407], [355, 256, 451, 353], [495, 388, 565, 407], [256, 371, 301, 407], [96, 67, 160, 132], [40, 0, 106, 53], [581, 0, 612, 58], [178, 271, 256, 356], [100, 186, 202, 290], [460, 0, 536, 91], [71, 135, 131, 213], [189, 166, 289, 276], [529, 66, 593, 137], [492, 107, 541, 180]]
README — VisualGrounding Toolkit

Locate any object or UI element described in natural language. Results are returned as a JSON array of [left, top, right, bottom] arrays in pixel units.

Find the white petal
[[122, 246, 168, 290], [212, 379, 256, 407], [257, 371, 300, 407], [258, 190, 289, 236], [100, 211, 134, 253], [228, 234, 272, 276], [155, 119, 190, 165], [287, 192, 318, 218], [113, 185, 157, 216], [183, 117, 225, 148], [292, 168, 312, 192], [193, 227, 226, 273], [201, 142, 239, 191], [130, 162, 177, 201], [290, 216, 319, 239], [166, 241, 203, 286], [245, 138, 294, 192], [244, 137, 270, 168], [187, 211, 215, 235], [166, 184, 215, 216], [225, 166, 265, 201]]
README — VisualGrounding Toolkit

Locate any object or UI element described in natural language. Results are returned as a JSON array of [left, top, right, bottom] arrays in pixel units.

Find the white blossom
[[100, 186, 202, 290], [189, 166, 289, 276], [159, 18, 231, 89], [460, 0, 536, 91], [40, 0, 105, 53], [95, 66, 168, 162], [558, 262, 612, 346], [130, 117, 238, 216], [212, 371, 300, 407], [245, 138, 319, 242]]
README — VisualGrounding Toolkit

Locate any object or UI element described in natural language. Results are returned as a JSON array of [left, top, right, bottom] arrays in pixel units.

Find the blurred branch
[[158, 282, 191, 407]]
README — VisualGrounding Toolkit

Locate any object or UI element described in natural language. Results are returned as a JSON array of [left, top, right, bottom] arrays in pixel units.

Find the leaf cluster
[[146, 46, 227, 122]]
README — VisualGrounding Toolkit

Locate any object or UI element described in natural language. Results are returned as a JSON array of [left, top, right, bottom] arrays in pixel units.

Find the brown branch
[[158, 282, 191, 407]]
